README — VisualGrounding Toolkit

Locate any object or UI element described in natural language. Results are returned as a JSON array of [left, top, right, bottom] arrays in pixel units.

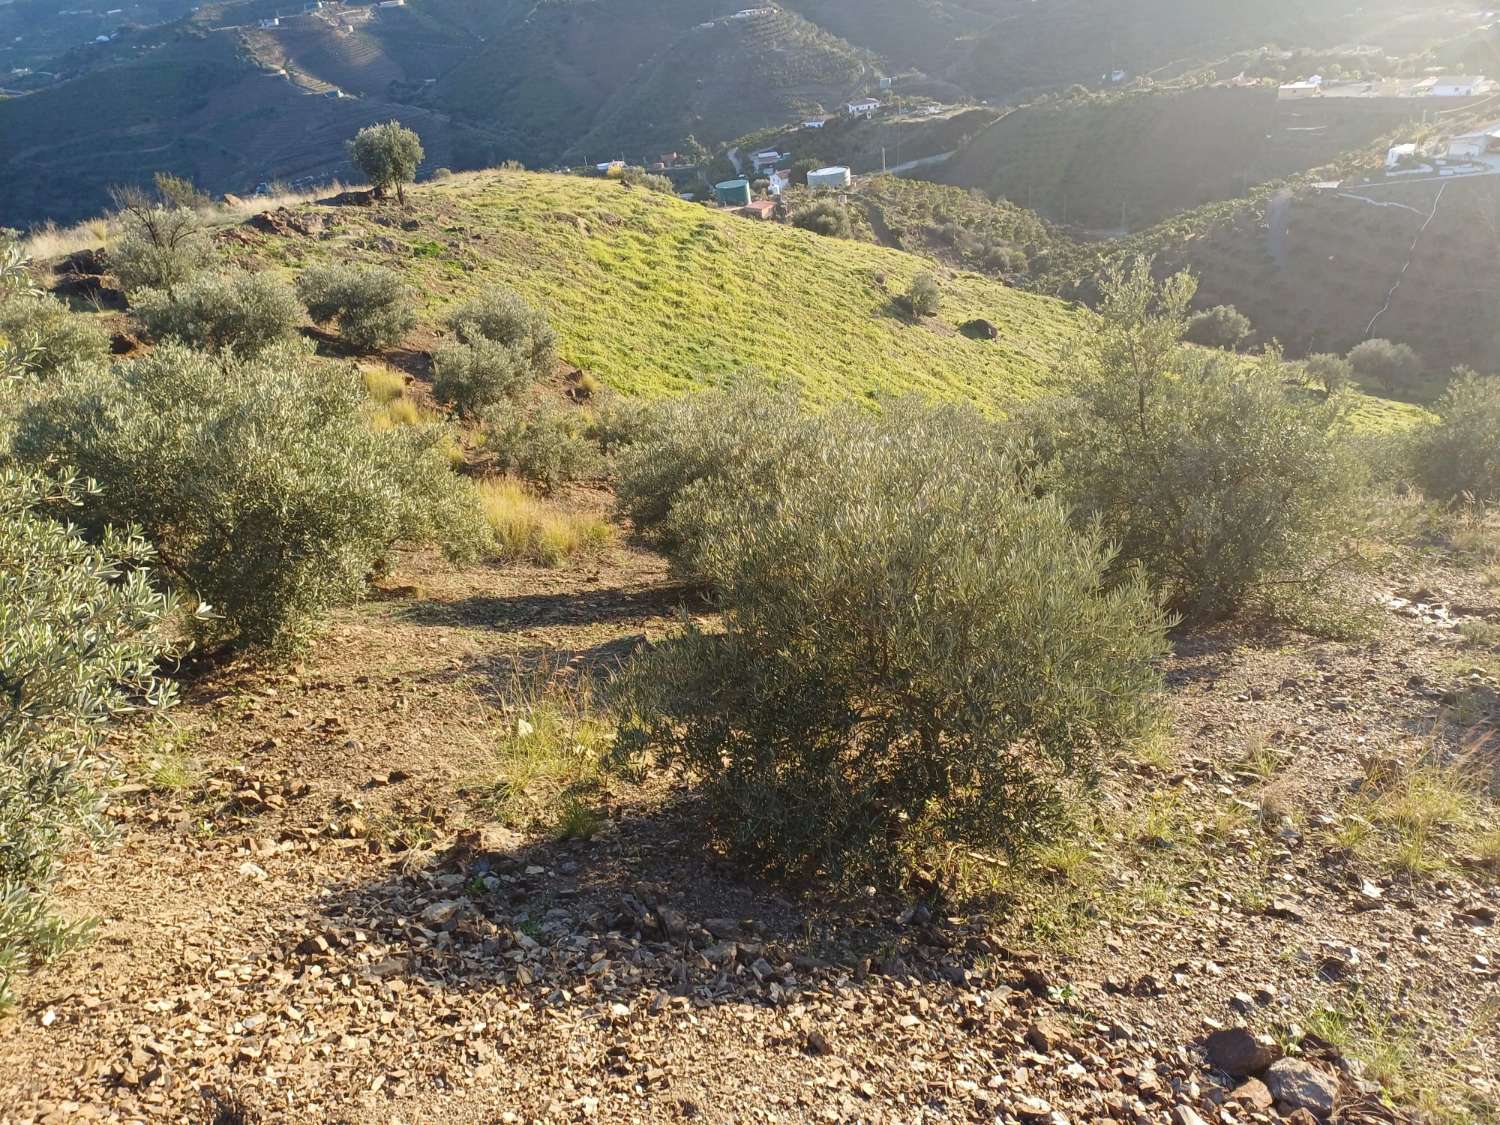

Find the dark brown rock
[[1203, 1027, 1279, 1076]]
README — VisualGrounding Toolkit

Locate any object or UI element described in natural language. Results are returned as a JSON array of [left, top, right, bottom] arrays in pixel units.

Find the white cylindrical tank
[[807, 166, 852, 189]]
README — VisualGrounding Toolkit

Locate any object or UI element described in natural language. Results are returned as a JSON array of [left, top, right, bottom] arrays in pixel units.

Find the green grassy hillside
[[234, 170, 1081, 406], [214, 169, 1423, 432]]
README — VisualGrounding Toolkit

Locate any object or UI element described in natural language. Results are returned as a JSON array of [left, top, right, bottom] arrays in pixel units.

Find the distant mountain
[[0, 0, 1474, 228], [0, 29, 500, 228]]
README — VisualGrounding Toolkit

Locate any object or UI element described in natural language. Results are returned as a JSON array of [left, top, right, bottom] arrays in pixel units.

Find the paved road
[[886, 150, 956, 176]]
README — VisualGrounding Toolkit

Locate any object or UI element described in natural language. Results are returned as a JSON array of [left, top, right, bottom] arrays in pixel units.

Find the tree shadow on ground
[[398, 583, 706, 631], [297, 791, 1030, 1019]]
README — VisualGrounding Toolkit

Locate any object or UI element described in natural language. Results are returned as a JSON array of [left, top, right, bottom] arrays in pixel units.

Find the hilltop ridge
[[217, 168, 1084, 406]]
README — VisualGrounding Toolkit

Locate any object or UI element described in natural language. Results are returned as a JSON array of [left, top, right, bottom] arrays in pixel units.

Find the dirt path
[[0, 536, 1496, 1125]]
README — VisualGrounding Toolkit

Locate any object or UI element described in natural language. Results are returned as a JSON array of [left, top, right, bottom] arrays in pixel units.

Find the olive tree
[[12, 343, 491, 652], [1413, 369, 1500, 503], [613, 393, 1169, 886], [347, 121, 425, 205], [791, 199, 853, 239], [134, 270, 302, 356], [108, 184, 212, 297], [297, 263, 415, 352], [1027, 258, 1360, 624], [0, 292, 109, 378], [904, 273, 942, 318], [1184, 304, 1252, 350], [0, 468, 174, 1009]]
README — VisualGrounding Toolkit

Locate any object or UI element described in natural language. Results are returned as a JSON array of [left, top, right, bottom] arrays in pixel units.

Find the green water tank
[[714, 178, 752, 207]]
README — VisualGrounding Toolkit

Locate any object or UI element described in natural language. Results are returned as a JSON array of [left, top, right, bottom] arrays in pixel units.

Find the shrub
[[1184, 304, 1252, 349], [429, 167, 454, 181], [297, 263, 416, 352], [1031, 258, 1360, 624], [904, 273, 941, 318], [1413, 370, 1500, 503], [446, 288, 557, 376], [984, 244, 1028, 274], [347, 121, 424, 204], [432, 337, 531, 418], [1304, 352, 1353, 396], [791, 199, 852, 239], [12, 343, 491, 652], [614, 382, 820, 570], [152, 171, 210, 210], [109, 185, 211, 296], [621, 166, 674, 194], [614, 397, 1169, 886], [0, 468, 174, 1011], [477, 478, 612, 566], [134, 271, 302, 356], [481, 396, 602, 492], [0, 293, 109, 377], [1348, 338, 1424, 394]]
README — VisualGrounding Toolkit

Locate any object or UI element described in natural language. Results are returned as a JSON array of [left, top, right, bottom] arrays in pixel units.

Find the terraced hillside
[[785, 0, 1462, 98], [814, 175, 1064, 279], [230, 169, 1081, 405], [427, 2, 872, 166], [936, 84, 1453, 232], [2, 0, 1485, 230], [1117, 174, 1500, 384], [565, 8, 871, 162]]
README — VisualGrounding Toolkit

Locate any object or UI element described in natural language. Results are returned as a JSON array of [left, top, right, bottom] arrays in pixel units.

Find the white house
[[802, 114, 834, 129], [1277, 76, 1323, 100], [1419, 75, 1494, 97], [1385, 142, 1418, 168], [767, 169, 791, 196], [846, 97, 880, 118], [751, 149, 782, 171], [257, 16, 279, 28], [1447, 127, 1500, 158]]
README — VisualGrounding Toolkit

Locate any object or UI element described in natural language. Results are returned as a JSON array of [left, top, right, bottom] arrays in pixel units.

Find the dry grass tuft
[[1339, 737, 1497, 880], [477, 671, 616, 838], [361, 364, 408, 404], [20, 180, 356, 261], [477, 478, 612, 567]]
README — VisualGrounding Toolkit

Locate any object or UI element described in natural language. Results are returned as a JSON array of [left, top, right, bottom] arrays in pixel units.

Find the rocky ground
[[0, 520, 1496, 1125]]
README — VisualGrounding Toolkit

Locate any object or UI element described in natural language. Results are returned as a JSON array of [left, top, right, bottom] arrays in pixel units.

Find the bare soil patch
[[0, 538, 1495, 1125]]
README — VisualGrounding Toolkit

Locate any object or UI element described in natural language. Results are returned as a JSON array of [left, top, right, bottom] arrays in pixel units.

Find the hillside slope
[[563, 7, 871, 162], [1067, 174, 1500, 381], [785, 0, 1460, 98], [0, 29, 500, 227], [228, 170, 1082, 405], [937, 85, 1445, 231]]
